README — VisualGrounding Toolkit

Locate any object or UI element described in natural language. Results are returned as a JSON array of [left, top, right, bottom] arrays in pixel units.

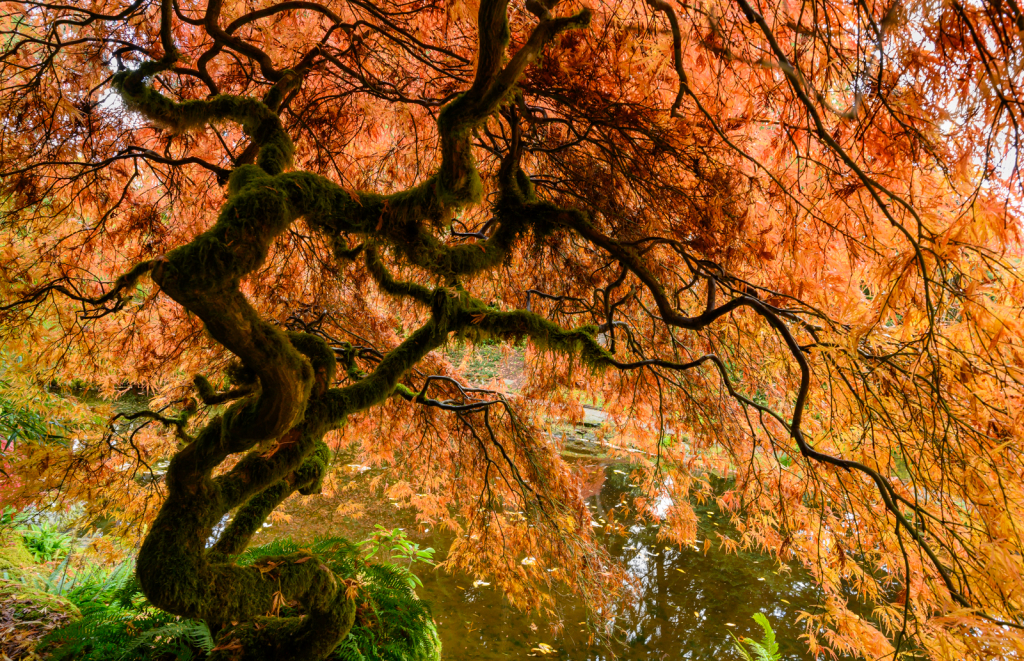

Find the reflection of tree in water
[[421, 463, 857, 660], [575, 461, 609, 520], [596, 467, 838, 660]]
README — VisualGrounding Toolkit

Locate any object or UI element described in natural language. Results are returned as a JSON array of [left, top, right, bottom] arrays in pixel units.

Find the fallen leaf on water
[[472, 580, 490, 587]]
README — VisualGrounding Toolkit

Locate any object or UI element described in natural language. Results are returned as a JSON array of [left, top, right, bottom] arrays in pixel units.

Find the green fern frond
[[730, 613, 781, 661], [120, 619, 214, 656], [729, 631, 756, 661], [751, 612, 779, 658]]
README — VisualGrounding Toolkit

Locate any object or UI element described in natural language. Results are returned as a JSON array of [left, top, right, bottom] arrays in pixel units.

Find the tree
[[0, 0, 1022, 656]]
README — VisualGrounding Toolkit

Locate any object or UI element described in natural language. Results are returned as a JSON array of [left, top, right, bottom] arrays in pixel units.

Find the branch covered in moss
[[117, 1, 598, 658]]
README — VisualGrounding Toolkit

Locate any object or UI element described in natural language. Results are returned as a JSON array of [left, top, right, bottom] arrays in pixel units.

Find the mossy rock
[[0, 578, 81, 621], [0, 530, 34, 580], [561, 437, 608, 459], [0, 578, 80, 659]]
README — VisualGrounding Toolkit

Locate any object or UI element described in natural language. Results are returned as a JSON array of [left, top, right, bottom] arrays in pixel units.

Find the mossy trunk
[[116, 1, 595, 658]]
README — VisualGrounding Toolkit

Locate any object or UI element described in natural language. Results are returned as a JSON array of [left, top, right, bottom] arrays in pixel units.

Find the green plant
[[20, 521, 73, 562], [0, 372, 74, 453], [1, 505, 23, 527], [356, 525, 435, 588], [239, 535, 440, 661], [730, 613, 781, 661], [35, 558, 214, 661], [119, 620, 215, 660], [36, 533, 439, 661], [0, 381, 50, 449]]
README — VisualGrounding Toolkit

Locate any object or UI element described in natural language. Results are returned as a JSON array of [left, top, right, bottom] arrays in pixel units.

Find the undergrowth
[[35, 558, 212, 661], [239, 536, 440, 661], [35, 534, 439, 661]]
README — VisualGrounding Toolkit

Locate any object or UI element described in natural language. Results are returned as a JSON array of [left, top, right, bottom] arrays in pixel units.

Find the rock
[[561, 437, 608, 459]]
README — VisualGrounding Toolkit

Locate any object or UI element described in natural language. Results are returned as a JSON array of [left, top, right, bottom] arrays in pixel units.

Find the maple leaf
[[344, 579, 361, 602]]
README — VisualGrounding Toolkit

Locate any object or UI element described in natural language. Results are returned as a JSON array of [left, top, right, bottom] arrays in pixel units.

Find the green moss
[[210, 480, 293, 558], [287, 332, 337, 390], [323, 317, 450, 421], [364, 246, 434, 304], [295, 440, 331, 495], [113, 72, 295, 177], [209, 595, 356, 661], [237, 537, 440, 661], [0, 578, 81, 621], [0, 530, 34, 579], [229, 164, 267, 194], [472, 308, 611, 368]]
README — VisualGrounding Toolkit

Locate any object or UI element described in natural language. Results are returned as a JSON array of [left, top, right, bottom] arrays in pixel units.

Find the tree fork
[[116, 0, 599, 656]]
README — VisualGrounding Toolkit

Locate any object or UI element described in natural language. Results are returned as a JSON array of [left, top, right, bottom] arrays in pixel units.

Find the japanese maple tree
[[1, 0, 1023, 657]]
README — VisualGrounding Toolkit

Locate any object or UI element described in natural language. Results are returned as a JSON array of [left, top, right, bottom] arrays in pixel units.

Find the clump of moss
[[0, 581, 81, 621], [0, 530, 33, 580]]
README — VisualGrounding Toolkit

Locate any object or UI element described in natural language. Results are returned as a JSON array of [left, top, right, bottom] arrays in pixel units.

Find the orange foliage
[[1, 0, 1023, 656]]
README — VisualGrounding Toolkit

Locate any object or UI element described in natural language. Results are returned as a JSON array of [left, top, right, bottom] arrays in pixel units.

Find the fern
[[241, 536, 440, 661], [22, 555, 136, 603], [39, 535, 439, 661], [36, 557, 214, 661], [730, 612, 782, 661], [120, 619, 214, 656]]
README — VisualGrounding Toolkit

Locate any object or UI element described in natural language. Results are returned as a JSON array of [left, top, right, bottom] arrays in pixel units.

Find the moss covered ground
[[0, 528, 82, 658], [0, 529, 34, 580]]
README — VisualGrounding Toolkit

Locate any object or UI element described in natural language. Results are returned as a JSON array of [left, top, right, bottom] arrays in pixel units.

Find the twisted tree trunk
[[121, 0, 594, 657]]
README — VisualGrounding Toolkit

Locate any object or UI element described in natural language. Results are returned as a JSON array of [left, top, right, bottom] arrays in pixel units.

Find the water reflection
[[419, 462, 844, 660]]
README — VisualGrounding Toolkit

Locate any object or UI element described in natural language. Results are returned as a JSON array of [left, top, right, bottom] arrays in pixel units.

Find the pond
[[416, 461, 848, 660]]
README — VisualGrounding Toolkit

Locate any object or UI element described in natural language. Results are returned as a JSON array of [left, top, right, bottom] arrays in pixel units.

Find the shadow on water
[[419, 461, 853, 660]]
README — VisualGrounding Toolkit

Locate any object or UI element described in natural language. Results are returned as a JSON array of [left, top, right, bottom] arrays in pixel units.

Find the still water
[[418, 462, 840, 660]]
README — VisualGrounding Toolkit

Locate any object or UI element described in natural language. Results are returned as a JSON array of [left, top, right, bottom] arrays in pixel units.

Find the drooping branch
[[0, 260, 156, 317]]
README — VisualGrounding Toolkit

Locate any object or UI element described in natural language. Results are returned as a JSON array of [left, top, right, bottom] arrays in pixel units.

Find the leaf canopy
[[1, 0, 1023, 656]]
